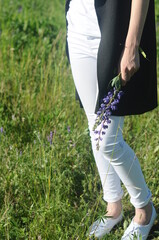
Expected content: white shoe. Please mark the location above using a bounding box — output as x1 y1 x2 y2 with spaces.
87 212 123 239
121 203 157 240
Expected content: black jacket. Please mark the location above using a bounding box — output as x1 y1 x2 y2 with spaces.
65 0 158 116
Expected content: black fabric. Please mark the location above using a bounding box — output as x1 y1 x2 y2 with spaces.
65 0 158 116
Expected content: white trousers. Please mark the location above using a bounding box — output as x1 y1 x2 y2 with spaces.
66 1 152 208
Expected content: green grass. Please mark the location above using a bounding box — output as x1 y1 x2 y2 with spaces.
0 0 159 239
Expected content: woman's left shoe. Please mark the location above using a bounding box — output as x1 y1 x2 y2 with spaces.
87 212 123 239
121 203 157 240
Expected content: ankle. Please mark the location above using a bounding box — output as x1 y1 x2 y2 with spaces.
134 201 152 225
106 200 122 219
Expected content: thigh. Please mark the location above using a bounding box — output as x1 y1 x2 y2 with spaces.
89 114 125 152
67 33 100 117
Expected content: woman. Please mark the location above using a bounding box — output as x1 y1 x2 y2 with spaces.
65 0 158 239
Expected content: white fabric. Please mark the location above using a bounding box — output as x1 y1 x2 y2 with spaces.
66 0 101 37
66 0 152 208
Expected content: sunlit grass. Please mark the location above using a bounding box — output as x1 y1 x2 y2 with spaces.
0 0 159 239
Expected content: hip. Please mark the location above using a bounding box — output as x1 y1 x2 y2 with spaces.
66 0 101 38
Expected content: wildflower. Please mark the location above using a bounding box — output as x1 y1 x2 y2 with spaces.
12 115 16 121
18 6 23 13
117 91 124 100
47 131 53 145
67 126 71 133
10 145 13 150
69 140 76 148
0 127 3 133
93 73 124 150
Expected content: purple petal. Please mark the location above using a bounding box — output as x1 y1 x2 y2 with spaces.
103 97 110 104
97 110 102 115
103 125 108 129
94 130 99 134
111 105 118 111
107 119 111 124
67 126 71 133
117 91 124 99
101 103 105 108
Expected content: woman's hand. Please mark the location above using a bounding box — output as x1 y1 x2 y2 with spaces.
119 46 140 86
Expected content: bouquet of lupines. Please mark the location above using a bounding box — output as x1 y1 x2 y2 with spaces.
92 73 124 151
92 47 146 151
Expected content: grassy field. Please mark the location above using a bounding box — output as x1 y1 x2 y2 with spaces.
0 0 159 239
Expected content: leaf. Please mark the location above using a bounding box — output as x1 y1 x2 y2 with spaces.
111 73 122 89
123 220 129 230
139 47 147 59
154 145 159 154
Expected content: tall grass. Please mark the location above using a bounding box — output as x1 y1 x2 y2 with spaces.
0 0 159 239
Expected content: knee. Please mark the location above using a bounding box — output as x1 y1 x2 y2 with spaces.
99 137 125 162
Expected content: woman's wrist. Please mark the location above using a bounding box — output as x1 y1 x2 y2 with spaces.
124 39 140 50
120 42 139 50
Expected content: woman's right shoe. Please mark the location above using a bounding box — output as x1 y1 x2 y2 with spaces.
87 212 123 239
121 202 157 240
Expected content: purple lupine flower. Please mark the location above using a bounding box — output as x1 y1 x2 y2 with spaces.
111 105 117 111
101 103 105 108
108 91 113 99
47 131 53 145
103 96 110 104
18 6 23 13
92 73 124 150
117 91 124 99
67 126 71 133
50 131 53 138
107 119 111 124
94 130 99 134
0 127 3 133
103 125 108 129
105 110 111 116
97 110 102 115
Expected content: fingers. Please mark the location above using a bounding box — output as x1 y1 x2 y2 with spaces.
121 66 140 86
118 47 140 86
121 69 130 86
